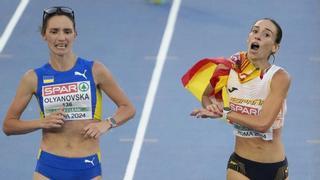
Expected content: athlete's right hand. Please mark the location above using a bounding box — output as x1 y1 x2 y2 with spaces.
190 108 222 118
190 101 223 118
40 108 66 129
205 103 223 115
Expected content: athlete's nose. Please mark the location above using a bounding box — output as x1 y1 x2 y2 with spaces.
57 31 66 41
254 35 261 41
254 32 262 41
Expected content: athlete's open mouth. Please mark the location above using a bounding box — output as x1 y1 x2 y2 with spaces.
250 42 260 50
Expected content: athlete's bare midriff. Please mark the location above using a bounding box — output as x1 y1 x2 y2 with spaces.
40 120 100 157
234 128 285 163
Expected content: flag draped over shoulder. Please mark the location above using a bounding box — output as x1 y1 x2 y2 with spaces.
230 51 263 83
181 58 233 102
181 52 263 104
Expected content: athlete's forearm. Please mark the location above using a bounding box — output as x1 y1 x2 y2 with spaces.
111 103 135 126
201 95 212 108
3 118 41 135
227 111 271 132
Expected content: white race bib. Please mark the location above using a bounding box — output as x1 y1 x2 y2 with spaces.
42 81 92 120
233 123 273 141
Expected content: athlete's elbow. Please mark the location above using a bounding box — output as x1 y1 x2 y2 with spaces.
256 119 272 133
2 123 13 136
2 118 21 136
256 125 269 133
3 130 13 136
128 105 136 120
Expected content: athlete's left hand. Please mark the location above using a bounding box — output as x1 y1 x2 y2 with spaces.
81 121 111 139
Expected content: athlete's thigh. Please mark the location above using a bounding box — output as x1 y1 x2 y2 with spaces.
33 172 49 180
227 169 249 180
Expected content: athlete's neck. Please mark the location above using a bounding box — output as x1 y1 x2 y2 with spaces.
49 53 77 71
247 54 271 71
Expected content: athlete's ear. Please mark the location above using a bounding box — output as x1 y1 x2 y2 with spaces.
272 43 280 54
42 34 47 41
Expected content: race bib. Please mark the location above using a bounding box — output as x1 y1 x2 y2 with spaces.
42 81 92 120
233 123 273 141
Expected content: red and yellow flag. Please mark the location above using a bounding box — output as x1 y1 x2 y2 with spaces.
181 58 232 102
182 52 263 104
233 52 262 83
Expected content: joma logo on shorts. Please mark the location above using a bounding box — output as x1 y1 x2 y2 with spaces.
43 83 78 96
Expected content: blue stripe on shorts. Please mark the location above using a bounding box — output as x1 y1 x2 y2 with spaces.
35 150 102 180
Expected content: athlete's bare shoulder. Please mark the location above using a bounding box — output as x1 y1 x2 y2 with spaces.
91 60 114 85
273 68 291 85
271 68 291 97
19 69 37 93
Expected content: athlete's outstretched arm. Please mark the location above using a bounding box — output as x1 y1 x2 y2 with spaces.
3 70 65 135
227 69 291 132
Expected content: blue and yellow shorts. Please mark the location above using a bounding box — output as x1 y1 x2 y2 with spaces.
35 150 102 180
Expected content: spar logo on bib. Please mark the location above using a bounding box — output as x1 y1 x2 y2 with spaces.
43 83 78 96
79 82 89 92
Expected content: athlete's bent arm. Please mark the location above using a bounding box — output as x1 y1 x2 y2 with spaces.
3 70 65 135
191 65 226 118
227 69 291 132
81 61 136 139
93 61 135 124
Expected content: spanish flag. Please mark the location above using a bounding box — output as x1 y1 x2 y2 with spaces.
181 52 263 105
181 58 232 102
232 51 262 83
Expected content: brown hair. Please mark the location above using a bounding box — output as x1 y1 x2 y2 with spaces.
41 7 76 36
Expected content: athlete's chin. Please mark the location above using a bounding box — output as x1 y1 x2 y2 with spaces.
247 52 262 61
52 49 72 56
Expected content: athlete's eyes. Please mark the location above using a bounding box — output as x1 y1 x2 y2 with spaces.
251 29 258 33
260 31 272 38
49 29 58 34
64 29 73 34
